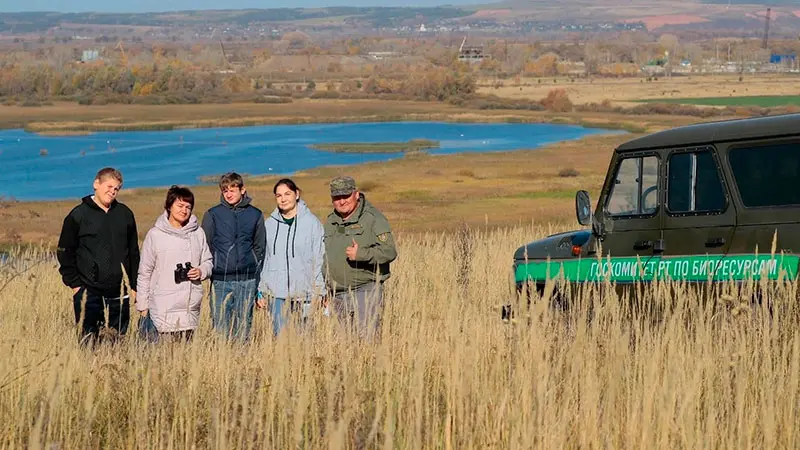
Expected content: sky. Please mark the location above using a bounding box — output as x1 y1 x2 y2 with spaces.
0 0 492 13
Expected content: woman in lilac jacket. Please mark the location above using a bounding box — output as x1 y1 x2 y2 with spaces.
136 186 213 342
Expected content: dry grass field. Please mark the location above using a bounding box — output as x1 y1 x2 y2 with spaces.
2 223 800 448
0 100 473 132
0 98 695 134
479 73 800 107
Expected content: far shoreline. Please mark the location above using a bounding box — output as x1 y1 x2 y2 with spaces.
0 99 666 136
18 114 647 136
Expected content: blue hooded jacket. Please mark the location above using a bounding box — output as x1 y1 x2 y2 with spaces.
201 193 267 281
258 199 326 300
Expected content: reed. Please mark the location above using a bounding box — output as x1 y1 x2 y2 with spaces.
310 139 439 154
2 224 799 448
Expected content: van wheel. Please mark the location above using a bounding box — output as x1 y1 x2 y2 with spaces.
501 282 577 322
501 281 548 322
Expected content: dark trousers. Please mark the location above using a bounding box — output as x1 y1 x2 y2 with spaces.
72 287 130 346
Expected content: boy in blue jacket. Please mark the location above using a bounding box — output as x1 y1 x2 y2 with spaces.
201 172 266 341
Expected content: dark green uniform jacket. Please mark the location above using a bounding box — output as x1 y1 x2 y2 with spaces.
324 194 397 292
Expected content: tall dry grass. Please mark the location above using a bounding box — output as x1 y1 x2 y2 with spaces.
1 223 800 449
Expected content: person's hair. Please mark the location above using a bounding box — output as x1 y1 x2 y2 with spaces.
273 178 301 196
219 172 244 190
95 167 123 184
165 185 195 213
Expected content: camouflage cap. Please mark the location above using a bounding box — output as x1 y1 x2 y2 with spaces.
330 176 356 196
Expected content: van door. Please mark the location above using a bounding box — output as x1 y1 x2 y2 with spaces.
724 139 800 282
593 152 663 282
660 146 736 281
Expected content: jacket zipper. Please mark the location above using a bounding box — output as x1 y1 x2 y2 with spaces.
285 220 291 297
185 235 192 314
233 209 239 275
100 208 112 284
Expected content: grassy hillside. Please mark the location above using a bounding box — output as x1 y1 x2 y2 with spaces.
2 227 800 448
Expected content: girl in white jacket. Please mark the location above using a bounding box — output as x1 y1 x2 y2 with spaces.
257 178 326 336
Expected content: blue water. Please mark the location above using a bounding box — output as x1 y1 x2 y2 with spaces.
0 121 618 201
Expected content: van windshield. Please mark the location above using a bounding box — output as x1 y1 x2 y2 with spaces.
729 142 800 208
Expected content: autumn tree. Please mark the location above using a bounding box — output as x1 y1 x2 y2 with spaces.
541 88 573 112
525 52 560 77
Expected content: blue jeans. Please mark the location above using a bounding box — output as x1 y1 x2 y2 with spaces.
211 279 257 341
269 297 313 336
138 313 160 343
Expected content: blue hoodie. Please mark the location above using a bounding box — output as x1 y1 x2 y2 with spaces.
258 200 326 300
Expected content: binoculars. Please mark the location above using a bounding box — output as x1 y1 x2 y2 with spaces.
174 262 193 284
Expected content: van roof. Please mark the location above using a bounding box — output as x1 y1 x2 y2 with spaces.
616 112 800 152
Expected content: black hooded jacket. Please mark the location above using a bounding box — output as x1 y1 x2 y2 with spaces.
57 195 140 296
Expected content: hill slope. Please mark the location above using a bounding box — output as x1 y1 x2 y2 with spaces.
474 0 799 31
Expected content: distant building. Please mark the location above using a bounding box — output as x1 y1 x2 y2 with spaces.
770 53 796 65
763 53 798 73
368 51 400 60
459 46 485 63
81 50 99 63
458 37 485 63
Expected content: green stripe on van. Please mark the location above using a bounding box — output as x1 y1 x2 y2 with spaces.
515 254 800 283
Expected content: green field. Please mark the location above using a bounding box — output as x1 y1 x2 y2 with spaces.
639 95 800 107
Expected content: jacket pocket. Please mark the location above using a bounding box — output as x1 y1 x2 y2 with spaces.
264 265 287 293
344 227 364 236
344 227 365 246
189 284 204 311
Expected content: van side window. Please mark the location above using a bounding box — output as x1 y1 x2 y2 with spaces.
606 156 659 216
668 150 725 213
730 142 800 207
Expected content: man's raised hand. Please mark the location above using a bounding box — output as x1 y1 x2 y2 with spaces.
346 238 358 261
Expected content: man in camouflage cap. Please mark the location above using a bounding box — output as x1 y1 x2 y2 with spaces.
329 176 357 197
324 175 397 339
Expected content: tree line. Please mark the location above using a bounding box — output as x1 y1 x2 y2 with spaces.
0 62 478 105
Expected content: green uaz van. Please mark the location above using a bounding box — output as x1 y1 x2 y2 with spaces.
507 113 800 318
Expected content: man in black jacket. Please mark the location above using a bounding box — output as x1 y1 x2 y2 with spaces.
57 167 140 346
